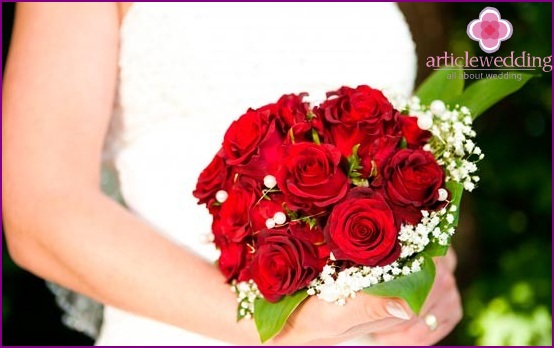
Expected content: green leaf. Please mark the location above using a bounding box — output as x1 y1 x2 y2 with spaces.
254 290 309 343
351 177 369 187
346 144 365 184
415 66 464 105
400 137 408 149
424 241 449 257
311 129 321 145
455 72 535 119
445 181 464 227
362 254 436 314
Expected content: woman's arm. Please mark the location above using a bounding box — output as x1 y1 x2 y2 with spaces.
2 2 263 343
2 3 416 344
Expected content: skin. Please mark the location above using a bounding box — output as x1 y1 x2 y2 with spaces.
2 2 461 345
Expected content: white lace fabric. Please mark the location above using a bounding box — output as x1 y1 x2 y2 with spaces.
52 2 418 346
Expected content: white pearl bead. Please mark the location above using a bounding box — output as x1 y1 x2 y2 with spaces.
417 113 433 130
273 211 287 225
438 188 448 201
265 218 276 229
263 175 277 189
215 190 228 203
430 100 446 116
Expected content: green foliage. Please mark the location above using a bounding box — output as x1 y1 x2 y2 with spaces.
466 285 552 345
415 66 465 104
455 73 536 118
445 181 464 228
254 290 309 343
362 254 436 315
346 144 369 187
415 66 535 119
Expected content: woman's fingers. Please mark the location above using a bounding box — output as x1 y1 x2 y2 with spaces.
370 252 462 345
371 284 462 345
278 249 461 344
279 292 414 343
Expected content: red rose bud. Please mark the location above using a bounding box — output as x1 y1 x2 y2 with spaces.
319 85 400 157
223 109 266 164
383 149 446 224
399 115 432 149
251 229 325 302
323 85 394 124
274 92 310 129
358 135 401 179
222 108 285 179
276 142 348 214
324 188 400 266
219 179 258 243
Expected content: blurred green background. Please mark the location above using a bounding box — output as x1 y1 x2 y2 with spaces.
2 2 552 346
440 2 552 345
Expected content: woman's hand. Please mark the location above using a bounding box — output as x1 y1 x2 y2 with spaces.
267 248 461 345
371 248 462 345
271 294 411 345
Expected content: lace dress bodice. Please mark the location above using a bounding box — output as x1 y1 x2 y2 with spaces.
95 2 417 345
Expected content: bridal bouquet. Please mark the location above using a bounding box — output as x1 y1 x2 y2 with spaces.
193 69 531 342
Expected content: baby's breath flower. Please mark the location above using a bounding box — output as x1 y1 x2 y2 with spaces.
232 280 261 319
307 257 425 305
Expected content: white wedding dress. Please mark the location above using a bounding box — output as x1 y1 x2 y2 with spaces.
94 2 417 345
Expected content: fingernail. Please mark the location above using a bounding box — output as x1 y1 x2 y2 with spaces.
385 301 411 320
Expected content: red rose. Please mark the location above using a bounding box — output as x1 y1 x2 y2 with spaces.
319 85 399 157
276 142 348 213
222 108 285 178
245 122 285 179
214 213 253 282
219 179 259 242
383 149 446 224
399 115 432 149
284 120 326 145
274 93 310 128
323 85 394 124
223 109 268 164
358 135 401 179
251 229 325 302
324 188 400 266
193 151 229 206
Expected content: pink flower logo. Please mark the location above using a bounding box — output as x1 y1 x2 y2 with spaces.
467 7 513 54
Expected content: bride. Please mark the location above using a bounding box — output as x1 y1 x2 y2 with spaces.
3 2 461 345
